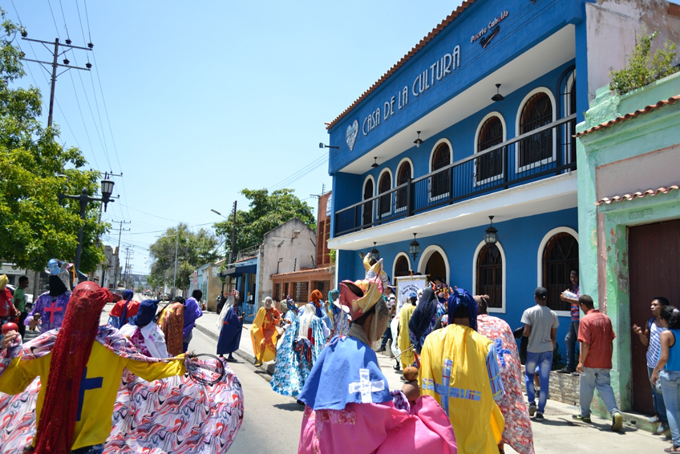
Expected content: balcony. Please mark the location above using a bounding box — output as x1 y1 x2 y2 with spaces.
334 114 577 237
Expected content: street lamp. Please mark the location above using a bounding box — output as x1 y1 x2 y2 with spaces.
371 242 380 261
409 233 420 261
58 175 115 278
484 216 498 246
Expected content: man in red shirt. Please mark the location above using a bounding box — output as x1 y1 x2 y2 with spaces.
572 294 623 431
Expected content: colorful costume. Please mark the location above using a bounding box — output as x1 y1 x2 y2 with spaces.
477 313 534 454
419 289 505 454
107 290 139 329
0 275 19 322
183 297 203 352
216 294 242 357
329 289 351 338
25 279 71 333
271 304 327 397
298 277 457 454
398 303 416 368
119 299 168 359
158 302 185 356
251 303 281 363
409 288 439 354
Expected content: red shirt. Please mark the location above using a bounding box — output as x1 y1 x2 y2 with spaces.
578 309 615 369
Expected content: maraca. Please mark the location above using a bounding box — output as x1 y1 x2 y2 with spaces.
2 322 18 335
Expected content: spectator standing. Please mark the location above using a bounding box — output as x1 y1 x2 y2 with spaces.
558 270 580 374
377 294 396 353
652 305 680 453
633 296 671 434
12 276 29 339
572 295 623 432
521 286 559 420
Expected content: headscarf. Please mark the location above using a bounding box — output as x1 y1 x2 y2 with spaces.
447 287 478 331
286 295 297 312
48 274 68 297
120 289 134 326
47 259 72 292
216 293 235 330
35 281 112 454
408 287 438 341
310 290 324 317
129 299 159 328
328 289 341 317
183 297 202 338
263 296 274 309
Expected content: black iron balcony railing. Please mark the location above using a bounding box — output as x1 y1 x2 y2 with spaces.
335 114 577 237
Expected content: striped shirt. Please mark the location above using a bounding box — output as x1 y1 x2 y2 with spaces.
647 320 666 368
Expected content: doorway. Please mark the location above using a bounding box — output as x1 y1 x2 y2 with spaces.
425 251 447 284
629 219 680 415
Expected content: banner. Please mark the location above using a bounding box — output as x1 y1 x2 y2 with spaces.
395 276 428 314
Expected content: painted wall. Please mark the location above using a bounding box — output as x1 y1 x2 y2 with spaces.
339 208 579 354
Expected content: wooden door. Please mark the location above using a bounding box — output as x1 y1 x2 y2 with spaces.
363 179 373 227
629 219 680 415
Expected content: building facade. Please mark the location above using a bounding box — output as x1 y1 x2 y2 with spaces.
325 0 679 357
576 72 680 417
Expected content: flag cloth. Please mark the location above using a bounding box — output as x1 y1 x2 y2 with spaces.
0 326 244 453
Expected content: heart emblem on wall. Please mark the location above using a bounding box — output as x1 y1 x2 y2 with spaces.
346 120 359 151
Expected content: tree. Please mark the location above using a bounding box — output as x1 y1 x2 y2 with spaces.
148 224 219 291
213 188 316 262
610 30 678 95
0 11 107 272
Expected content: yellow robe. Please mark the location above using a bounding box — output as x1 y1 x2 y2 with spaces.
0 342 185 451
420 324 505 454
398 304 416 369
250 307 280 362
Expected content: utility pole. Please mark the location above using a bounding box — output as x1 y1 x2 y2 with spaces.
111 220 131 288
172 234 178 297
229 201 237 264
20 34 93 127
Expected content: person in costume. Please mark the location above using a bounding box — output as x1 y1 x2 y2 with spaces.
157 298 185 357
25 260 72 333
328 289 350 338
0 275 19 325
251 296 281 366
107 290 140 329
119 299 169 358
309 289 332 331
397 291 418 369
476 295 534 454
271 298 328 397
0 281 186 453
419 288 505 454
297 277 457 454
216 290 243 362
183 290 204 352
409 287 439 354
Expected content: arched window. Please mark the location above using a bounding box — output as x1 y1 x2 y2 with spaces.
362 177 374 228
519 91 553 169
542 231 579 312
395 160 412 211
394 254 410 277
378 170 392 217
562 70 577 166
476 244 503 309
477 115 504 182
430 141 451 199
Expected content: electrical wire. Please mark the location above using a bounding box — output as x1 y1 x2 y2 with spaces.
46 0 61 40
57 0 70 40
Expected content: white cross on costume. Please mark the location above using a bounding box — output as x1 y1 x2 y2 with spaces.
348 368 385 403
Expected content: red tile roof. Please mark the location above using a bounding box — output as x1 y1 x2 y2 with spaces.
575 95 680 138
595 185 679 206
326 0 476 130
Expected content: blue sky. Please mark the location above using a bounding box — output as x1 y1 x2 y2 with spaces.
11 0 463 272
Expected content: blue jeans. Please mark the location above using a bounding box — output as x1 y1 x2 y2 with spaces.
579 367 619 417
649 366 669 423
660 370 680 446
565 321 579 370
525 350 553 413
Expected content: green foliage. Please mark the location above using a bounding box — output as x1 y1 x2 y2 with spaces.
0 11 107 272
214 188 316 262
609 30 678 95
329 249 336 265
148 224 219 290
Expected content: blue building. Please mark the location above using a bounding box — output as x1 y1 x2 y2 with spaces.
325 0 678 353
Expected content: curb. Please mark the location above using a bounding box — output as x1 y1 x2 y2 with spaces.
193 324 276 376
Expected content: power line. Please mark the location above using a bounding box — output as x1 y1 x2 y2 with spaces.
57 0 71 40
46 0 61 40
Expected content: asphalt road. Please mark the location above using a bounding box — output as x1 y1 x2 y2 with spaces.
188 325 304 453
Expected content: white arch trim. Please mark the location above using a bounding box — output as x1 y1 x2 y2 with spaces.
396 157 415 180
377 167 393 192
428 138 453 172
514 86 557 174
362 174 376 199
377 168 394 216
472 240 506 313
417 244 450 285
474 111 507 187
537 226 579 317
392 252 412 281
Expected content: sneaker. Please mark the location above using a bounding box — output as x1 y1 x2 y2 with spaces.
535 412 544 420
572 414 592 423
612 412 624 432
376 347 386 353
657 422 670 434
528 403 537 417
557 367 576 374
649 415 661 424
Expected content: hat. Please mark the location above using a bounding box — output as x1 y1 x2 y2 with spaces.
408 291 417 299
534 287 548 299
339 278 383 320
